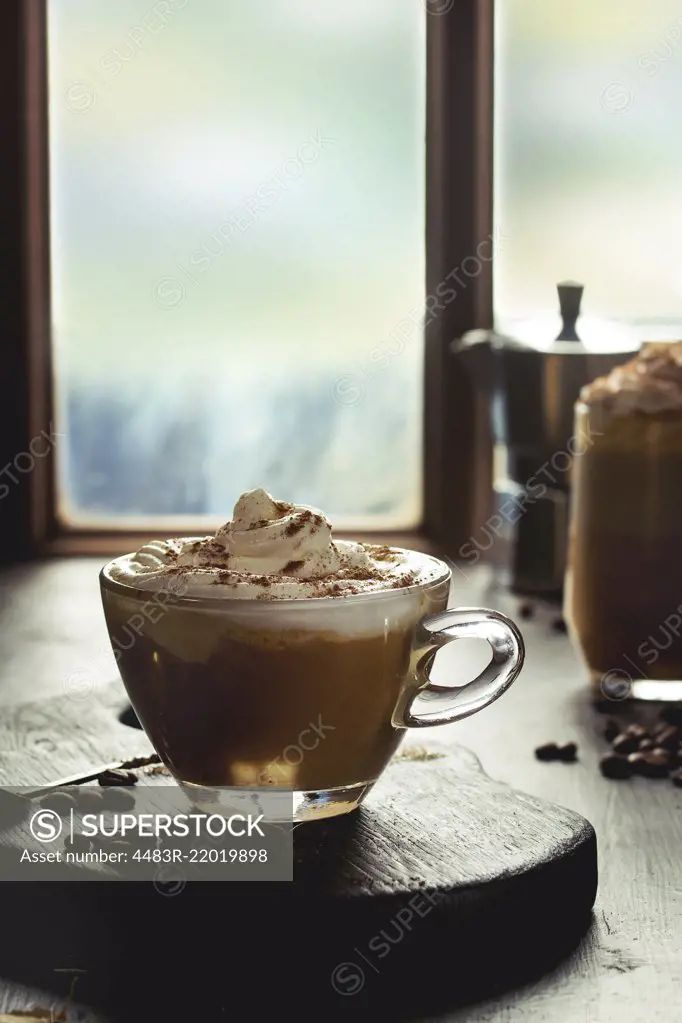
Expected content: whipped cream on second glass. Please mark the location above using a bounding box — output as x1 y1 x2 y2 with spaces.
580 342 682 417
105 488 445 600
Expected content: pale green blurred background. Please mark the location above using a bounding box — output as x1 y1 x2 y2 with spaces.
48 0 425 528
496 0 682 346
49 0 681 529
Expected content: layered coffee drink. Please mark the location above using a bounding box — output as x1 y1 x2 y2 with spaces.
566 343 682 700
101 489 450 814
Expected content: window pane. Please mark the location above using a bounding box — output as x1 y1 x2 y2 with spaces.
48 0 425 529
495 0 682 344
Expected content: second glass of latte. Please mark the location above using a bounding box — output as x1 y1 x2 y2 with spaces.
566 342 682 702
101 488 524 820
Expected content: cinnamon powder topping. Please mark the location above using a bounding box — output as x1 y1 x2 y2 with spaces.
285 509 316 536
283 560 304 574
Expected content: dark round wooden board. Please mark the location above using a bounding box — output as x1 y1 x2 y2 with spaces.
0 733 597 1022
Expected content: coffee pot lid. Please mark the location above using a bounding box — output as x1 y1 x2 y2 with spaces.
466 281 639 355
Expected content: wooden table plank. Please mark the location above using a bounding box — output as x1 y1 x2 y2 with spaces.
0 679 152 788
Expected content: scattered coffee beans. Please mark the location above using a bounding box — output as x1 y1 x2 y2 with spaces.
552 617 568 634
625 724 648 740
519 602 534 621
627 750 670 778
633 751 670 779
98 769 137 787
647 748 672 769
653 725 679 750
533 706 682 785
600 754 633 780
534 742 560 762
612 733 639 755
556 742 578 763
534 741 578 763
598 706 682 785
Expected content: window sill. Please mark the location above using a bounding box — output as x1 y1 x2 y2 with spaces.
39 530 444 560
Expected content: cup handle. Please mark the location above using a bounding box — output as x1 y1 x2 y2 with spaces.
396 607 525 728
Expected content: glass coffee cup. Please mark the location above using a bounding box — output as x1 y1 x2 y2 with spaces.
101 553 524 821
566 342 682 701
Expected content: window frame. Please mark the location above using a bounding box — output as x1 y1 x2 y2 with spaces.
5 0 494 562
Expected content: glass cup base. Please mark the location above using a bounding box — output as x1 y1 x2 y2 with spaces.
593 670 682 703
177 779 375 822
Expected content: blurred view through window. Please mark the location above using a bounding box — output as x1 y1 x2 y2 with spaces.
48 0 425 529
496 0 682 346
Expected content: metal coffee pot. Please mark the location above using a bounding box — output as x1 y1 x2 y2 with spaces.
454 282 638 602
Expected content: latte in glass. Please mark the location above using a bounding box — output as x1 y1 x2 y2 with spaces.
101 489 524 819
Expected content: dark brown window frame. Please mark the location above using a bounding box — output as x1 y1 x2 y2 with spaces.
3 0 493 564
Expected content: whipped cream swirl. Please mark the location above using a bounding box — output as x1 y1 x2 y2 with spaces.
214 488 340 579
104 488 445 600
580 341 682 417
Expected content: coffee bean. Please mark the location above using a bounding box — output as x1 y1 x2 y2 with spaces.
101 787 136 810
628 745 672 777
638 749 671 778
654 725 679 750
671 768 682 788
76 787 104 811
109 839 131 851
600 754 633 780
519 602 534 620
638 738 655 752
639 762 670 780
552 617 567 634
603 719 620 742
627 752 648 774
98 769 137 787
534 743 560 762
556 742 578 763
38 791 76 814
612 733 639 755
625 724 649 740
593 698 613 715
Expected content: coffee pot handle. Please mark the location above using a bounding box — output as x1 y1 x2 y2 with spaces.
395 608 524 728
556 280 584 342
